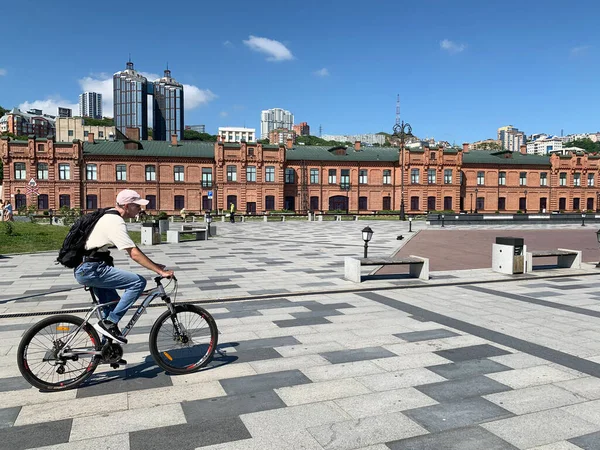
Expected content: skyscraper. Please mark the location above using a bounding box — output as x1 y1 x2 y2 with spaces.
79 92 102 119
260 108 294 139
153 69 184 141
113 61 148 140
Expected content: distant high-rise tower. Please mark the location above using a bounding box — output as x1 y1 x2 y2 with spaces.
260 108 294 139
79 92 103 119
153 69 184 141
113 61 148 140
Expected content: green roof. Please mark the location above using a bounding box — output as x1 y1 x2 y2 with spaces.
286 145 399 162
462 150 550 166
84 140 215 158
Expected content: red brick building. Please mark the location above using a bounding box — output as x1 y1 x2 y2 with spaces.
2 133 600 214
293 122 310 137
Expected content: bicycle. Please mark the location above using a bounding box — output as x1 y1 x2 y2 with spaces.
17 276 218 391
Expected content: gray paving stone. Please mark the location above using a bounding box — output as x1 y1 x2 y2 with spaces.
274 317 332 328
434 345 511 362
387 425 519 450
426 358 512 380
129 417 251 450
183 390 286 422
569 430 600 449
320 347 397 364
291 310 344 319
0 406 20 429
416 376 512 402
77 361 173 398
394 329 460 342
220 336 301 351
0 376 35 392
223 347 283 364
219 369 312 395
0 419 72 449
404 397 514 432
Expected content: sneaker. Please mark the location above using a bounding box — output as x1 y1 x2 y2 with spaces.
93 319 128 344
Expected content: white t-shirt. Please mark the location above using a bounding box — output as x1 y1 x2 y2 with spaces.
85 210 136 252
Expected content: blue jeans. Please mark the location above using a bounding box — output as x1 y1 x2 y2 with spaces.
74 262 147 324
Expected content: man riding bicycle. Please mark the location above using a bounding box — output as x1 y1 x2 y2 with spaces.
74 189 174 344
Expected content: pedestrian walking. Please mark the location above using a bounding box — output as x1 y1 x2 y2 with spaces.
229 202 235 223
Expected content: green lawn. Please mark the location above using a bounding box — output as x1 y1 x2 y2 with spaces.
0 222 141 255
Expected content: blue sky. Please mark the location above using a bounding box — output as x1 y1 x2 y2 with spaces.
1 0 599 143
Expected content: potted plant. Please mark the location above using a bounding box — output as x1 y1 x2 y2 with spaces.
157 211 169 233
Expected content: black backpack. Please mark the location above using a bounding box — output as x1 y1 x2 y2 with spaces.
56 208 120 268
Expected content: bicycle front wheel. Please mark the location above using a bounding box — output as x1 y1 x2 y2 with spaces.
17 315 101 391
149 304 218 374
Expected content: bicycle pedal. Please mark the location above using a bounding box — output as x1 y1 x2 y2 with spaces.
110 363 120 369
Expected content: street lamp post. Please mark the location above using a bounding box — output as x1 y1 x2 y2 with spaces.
408 216 413 232
340 183 351 215
582 213 586 227
362 226 374 258
392 120 413 221
596 229 600 268
597 191 600 213
470 193 473 214
524 189 528 214
474 188 479 213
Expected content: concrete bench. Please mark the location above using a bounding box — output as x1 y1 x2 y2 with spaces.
166 229 207 243
525 248 581 273
344 256 429 283
181 224 217 235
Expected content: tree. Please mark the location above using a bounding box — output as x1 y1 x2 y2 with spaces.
257 138 270 144
82 117 115 126
473 141 502 151
564 138 600 153
183 130 217 141
295 135 348 146
0 105 8 117
0 132 29 140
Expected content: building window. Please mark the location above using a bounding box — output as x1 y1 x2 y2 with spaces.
559 197 566 210
98 131 104 138
477 171 485 185
359 196 368 210
174 195 185 210
427 169 436 184
201 168 212 187
227 165 237 182
146 195 156 210
68 130 74 137
540 172 547 186
383 170 391 185
411 169 419 184
383 196 391 210
15 194 26 209
59 164 71 180
559 172 567 186
359 169 368 184
37 144 44 152
248 148 254 156
430 151 436 161
285 168 295 184
310 196 319 211
145 165 156 181
265 166 275 182
476 197 485 211
519 172 527 186
427 196 436 211
498 197 506 211
265 195 275 211
328 169 336 184
588 173 595 187
38 194 49 210
37 163 48 180
340 169 350 187
115 164 127 181
59 194 71 208
247 166 256 182
14 162 26 180
174 166 185 182
310 168 319 184
574 173 581 187
84 131 89 137
443 169 452 184
410 196 419 210
499 171 506 186
86 195 98 210
443 196 452 210
573 198 581 211
86 164 97 181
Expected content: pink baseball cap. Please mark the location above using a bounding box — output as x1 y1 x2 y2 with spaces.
116 189 149 206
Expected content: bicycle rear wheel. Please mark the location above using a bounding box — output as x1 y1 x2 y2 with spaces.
17 315 101 391
149 304 218 374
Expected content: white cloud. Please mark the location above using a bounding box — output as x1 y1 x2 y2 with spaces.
570 45 590 56
19 71 217 120
243 35 294 62
313 68 329 77
440 39 466 54
19 97 79 117
223 40 234 48
0 68 6 76
219 111 228 117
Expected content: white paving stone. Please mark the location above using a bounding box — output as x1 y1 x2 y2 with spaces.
334 387 437 419
486 364 580 389
169 362 257 386
483 384 587 415
127 381 226 409
355 367 446 391
36 433 130 450
276 378 371 406
562 399 600 425
556 376 600 400
301 360 384 382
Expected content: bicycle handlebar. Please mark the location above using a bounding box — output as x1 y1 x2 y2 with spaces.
154 275 177 284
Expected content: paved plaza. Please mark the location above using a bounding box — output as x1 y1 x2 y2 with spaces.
2 220 600 449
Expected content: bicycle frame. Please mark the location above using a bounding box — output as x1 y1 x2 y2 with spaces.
57 278 175 360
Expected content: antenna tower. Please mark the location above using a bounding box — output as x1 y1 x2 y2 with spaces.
299 160 309 213
395 94 400 125
319 125 322 137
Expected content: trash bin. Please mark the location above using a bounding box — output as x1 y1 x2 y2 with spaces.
492 237 526 274
141 222 161 245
